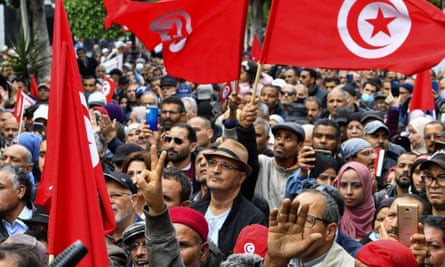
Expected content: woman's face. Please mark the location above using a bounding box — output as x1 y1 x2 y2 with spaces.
408 124 422 149
239 67 249 83
339 169 365 208
411 165 425 193
346 121 363 139
316 168 337 185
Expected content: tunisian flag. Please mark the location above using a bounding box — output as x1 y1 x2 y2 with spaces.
261 0 445 75
102 76 117 103
103 0 248 83
410 69 435 112
35 0 115 265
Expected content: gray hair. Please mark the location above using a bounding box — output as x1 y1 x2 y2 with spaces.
220 253 263 267
256 101 269 117
0 164 32 205
182 97 197 114
303 189 341 224
254 118 271 137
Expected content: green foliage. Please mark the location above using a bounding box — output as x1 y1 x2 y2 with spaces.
64 0 126 39
429 0 442 8
7 31 49 79
0 0 19 9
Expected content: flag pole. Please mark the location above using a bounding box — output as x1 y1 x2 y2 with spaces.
250 63 263 104
17 93 25 136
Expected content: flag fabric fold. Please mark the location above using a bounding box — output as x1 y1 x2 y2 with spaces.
261 0 445 75
30 75 39 101
13 89 36 124
410 69 435 112
250 35 261 62
103 0 248 83
35 0 115 265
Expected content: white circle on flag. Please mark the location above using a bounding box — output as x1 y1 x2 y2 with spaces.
102 80 111 97
337 0 411 59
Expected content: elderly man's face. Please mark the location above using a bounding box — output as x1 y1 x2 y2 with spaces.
1 145 31 172
294 192 335 263
106 180 135 229
0 169 26 222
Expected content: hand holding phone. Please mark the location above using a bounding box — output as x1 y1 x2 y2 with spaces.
398 203 418 247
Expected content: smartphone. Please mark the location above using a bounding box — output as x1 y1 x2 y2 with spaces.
398 203 418 247
314 149 332 170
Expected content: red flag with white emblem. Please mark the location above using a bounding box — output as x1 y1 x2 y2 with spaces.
261 0 445 75
102 76 117 103
35 0 115 265
103 0 248 83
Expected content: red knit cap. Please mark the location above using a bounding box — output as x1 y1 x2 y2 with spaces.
356 240 417 267
169 207 208 242
233 224 268 258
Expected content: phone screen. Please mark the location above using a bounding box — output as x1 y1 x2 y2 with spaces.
314 149 333 170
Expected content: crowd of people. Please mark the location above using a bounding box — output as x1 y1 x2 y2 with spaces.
0 39 444 266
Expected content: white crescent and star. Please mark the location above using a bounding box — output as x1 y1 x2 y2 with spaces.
337 0 411 59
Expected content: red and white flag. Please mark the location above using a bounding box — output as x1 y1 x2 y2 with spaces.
13 89 36 123
102 76 117 103
35 0 115 265
261 0 445 75
220 80 237 104
103 0 248 83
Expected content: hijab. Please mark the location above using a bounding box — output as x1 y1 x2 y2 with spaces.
333 162 375 240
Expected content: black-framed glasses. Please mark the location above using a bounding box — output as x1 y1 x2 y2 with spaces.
128 241 147 251
280 90 296 96
422 174 445 186
164 136 184 145
207 158 240 171
305 214 330 228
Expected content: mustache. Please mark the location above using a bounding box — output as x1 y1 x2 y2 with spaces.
387 227 398 236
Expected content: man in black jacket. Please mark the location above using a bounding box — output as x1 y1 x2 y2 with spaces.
190 137 267 258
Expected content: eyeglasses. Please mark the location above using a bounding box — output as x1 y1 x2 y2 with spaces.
304 214 330 228
207 158 240 171
164 136 184 145
128 241 147 251
422 174 445 186
424 134 442 140
280 90 296 96
109 192 132 199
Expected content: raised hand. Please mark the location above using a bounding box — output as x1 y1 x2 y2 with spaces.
264 198 322 267
134 145 167 215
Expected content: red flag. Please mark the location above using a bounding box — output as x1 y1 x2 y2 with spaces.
220 80 236 104
104 0 248 83
410 69 435 111
30 75 39 101
102 76 117 103
261 0 445 75
251 35 261 61
35 0 115 265
13 89 36 123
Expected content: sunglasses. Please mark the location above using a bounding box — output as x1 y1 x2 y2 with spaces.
164 136 184 145
280 90 296 96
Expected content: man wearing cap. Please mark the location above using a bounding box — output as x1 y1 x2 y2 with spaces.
37 84 49 104
135 146 210 267
160 75 178 100
191 138 267 257
364 120 406 186
112 144 144 172
105 171 140 245
420 152 445 217
122 221 148 267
